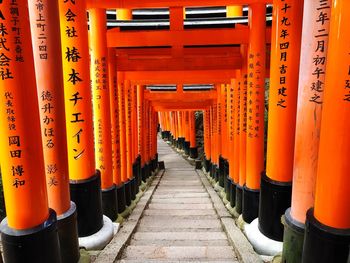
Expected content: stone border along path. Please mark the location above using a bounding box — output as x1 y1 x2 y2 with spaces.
94 138 263 263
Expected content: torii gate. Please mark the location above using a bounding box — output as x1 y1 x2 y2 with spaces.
0 1 349 263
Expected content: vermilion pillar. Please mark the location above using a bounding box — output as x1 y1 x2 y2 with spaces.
109 49 125 213
227 82 235 207
203 110 211 172
117 76 128 211
29 0 79 261
302 1 350 261
189 111 198 159
137 85 146 182
239 46 248 217
59 0 103 237
184 111 191 156
0 1 60 261
122 79 132 206
233 77 242 214
89 8 118 221
221 85 230 191
282 1 331 262
132 84 140 195
217 85 224 186
243 3 266 223
124 80 135 204
260 0 303 241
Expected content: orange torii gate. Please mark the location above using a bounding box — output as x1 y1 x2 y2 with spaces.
0 1 349 263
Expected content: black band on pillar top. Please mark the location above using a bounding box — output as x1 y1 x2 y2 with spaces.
124 180 132 206
302 208 350 263
258 172 292 242
230 180 236 208
57 202 80 263
235 184 243 214
282 208 305 263
130 177 137 201
242 185 260 223
70 171 103 237
1 209 61 263
116 184 126 213
102 184 118 221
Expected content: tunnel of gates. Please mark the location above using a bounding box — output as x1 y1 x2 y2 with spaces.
0 0 349 263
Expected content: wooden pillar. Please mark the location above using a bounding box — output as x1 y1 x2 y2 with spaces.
89 8 117 221
243 3 266 223
282 1 331 262
123 79 132 205
0 1 61 261
302 1 350 261
203 110 211 172
260 0 304 241
189 111 198 159
59 0 103 237
28 0 79 260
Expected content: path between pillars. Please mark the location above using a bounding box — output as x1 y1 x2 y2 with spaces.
117 138 238 263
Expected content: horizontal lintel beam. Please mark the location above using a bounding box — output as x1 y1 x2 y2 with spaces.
87 0 272 9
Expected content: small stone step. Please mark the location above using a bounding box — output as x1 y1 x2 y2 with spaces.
138 218 222 229
152 192 209 198
130 239 229 246
144 209 216 216
118 260 238 263
121 246 237 260
132 231 228 241
151 198 212 204
148 203 213 210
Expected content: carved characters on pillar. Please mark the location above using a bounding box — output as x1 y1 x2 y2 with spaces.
276 0 292 109
310 0 331 104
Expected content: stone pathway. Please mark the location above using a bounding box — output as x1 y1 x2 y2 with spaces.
117 139 238 262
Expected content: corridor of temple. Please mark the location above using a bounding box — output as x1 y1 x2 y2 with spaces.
0 1 349 263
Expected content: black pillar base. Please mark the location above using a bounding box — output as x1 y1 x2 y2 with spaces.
190 147 198 159
141 165 146 182
137 155 142 187
258 172 292 241
184 141 190 155
204 158 211 173
145 162 151 179
178 137 185 150
242 185 260 223
70 171 103 237
235 184 243 214
116 184 126 213
130 177 136 201
302 208 350 263
215 166 220 182
230 180 236 208
124 180 132 206
282 208 305 263
218 156 224 187
161 131 166 139
158 161 165 170
102 184 118 221
225 175 230 201
132 162 139 195
1 209 61 263
210 164 216 179
57 202 80 263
